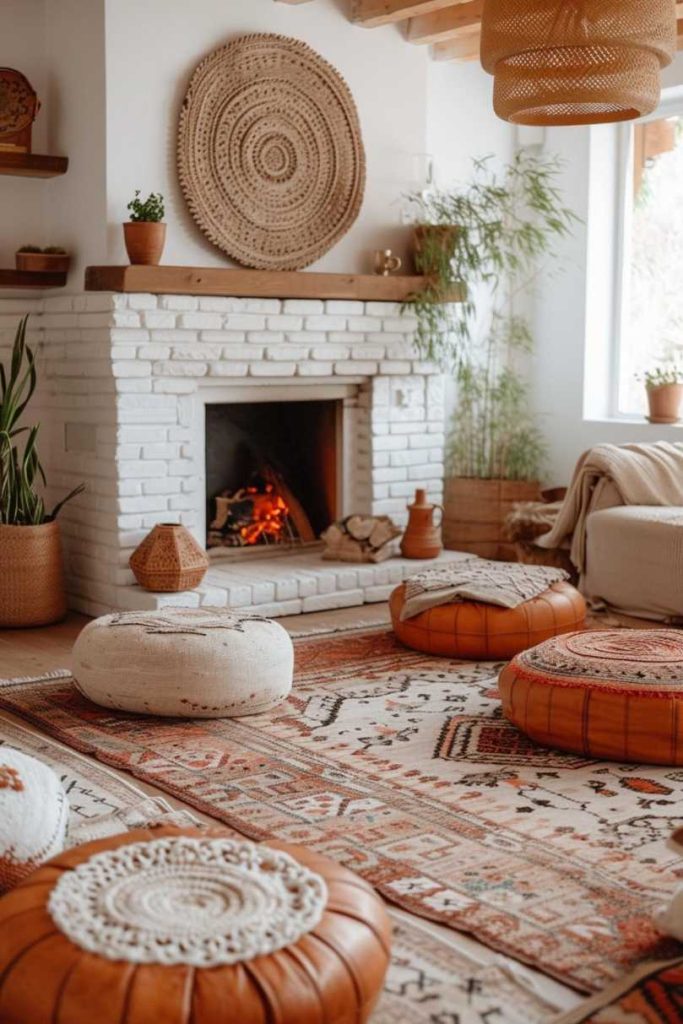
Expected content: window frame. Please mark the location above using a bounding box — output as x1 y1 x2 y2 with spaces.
610 86 683 419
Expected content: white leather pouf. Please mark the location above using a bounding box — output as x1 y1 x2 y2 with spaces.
72 608 294 718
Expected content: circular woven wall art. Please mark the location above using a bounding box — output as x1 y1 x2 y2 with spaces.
177 34 366 270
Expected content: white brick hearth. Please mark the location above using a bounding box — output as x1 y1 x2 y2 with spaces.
0 292 446 616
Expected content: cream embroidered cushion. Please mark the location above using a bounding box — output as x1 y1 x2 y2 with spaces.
0 748 69 892
72 608 294 718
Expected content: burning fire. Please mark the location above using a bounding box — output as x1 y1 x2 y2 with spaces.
239 484 290 545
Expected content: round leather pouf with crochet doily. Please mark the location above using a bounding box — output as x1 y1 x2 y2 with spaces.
0 826 391 1024
499 629 683 764
390 580 586 660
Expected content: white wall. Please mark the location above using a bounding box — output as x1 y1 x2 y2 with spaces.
102 0 429 274
427 59 516 439
427 59 515 187
531 54 683 485
44 0 108 283
0 0 107 287
0 0 49 267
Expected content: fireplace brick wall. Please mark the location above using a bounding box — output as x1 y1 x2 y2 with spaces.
0 293 445 615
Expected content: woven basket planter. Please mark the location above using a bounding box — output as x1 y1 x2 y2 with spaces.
0 521 67 627
442 477 541 561
481 0 676 125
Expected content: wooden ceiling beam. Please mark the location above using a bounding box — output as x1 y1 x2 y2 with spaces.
408 0 482 44
431 34 480 61
351 0 464 28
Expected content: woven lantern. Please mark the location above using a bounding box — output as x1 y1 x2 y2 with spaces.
480 0 677 126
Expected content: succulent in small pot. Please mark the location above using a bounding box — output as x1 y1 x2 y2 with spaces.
123 190 166 265
642 366 683 424
15 245 71 274
0 316 84 626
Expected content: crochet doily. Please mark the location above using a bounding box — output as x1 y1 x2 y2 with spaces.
47 836 327 966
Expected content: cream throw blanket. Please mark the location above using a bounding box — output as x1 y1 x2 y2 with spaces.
400 561 568 621
537 442 683 572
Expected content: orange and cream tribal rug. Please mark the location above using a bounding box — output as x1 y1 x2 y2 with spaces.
0 717 563 1024
1 627 681 993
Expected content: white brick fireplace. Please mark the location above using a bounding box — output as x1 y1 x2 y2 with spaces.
0 292 449 617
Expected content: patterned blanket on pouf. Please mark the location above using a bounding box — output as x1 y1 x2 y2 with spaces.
400 559 568 620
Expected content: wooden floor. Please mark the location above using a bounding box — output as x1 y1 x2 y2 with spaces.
0 605 391 679
0 613 88 677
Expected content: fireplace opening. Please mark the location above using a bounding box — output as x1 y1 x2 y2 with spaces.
205 400 340 552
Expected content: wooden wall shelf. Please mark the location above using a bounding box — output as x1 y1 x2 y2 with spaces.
0 269 67 289
0 152 69 178
85 265 464 302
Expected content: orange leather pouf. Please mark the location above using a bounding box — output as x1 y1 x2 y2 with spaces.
390 580 586 660
499 630 683 765
0 827 391 1024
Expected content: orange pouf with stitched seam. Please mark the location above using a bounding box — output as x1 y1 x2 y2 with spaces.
499 629 683 765
390 580 586 660
0 826 391 1024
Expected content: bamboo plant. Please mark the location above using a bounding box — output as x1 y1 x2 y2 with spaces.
0 316 83 524
406 153 576 481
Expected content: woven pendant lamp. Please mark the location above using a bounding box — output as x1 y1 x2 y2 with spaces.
480 0 677 126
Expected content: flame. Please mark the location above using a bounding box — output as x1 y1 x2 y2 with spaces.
239 484 290 545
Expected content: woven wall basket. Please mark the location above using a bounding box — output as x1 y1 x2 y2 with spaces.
177 34 366 271
480 0 676 126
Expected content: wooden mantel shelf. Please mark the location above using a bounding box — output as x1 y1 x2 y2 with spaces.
0 269 67 289
85 265 462 302
0 152 69 178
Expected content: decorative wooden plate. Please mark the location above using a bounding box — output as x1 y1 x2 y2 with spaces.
177 34 366 271
0 69 39 142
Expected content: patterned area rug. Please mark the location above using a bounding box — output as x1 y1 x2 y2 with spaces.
0 717 560 1024
1 631 681 993
553 957 683 1023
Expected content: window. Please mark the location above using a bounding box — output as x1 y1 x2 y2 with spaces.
615 95 683 416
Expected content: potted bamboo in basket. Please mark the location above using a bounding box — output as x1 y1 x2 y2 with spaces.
405 154 576 559
0 316 84 626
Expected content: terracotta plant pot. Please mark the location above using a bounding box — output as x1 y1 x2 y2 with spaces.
646 383 683 424
15 251 71 274
442 477 542 561
130 523 209 592
0 520 67 627
123 221 166 266
401 488 443 559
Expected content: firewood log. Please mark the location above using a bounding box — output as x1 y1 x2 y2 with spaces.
346 515 375 541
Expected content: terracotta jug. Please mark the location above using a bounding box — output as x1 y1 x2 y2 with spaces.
400 488 443 559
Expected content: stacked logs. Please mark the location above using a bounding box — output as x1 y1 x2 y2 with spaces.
321 515 401 563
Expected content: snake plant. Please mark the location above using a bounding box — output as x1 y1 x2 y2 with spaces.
0 316 83 525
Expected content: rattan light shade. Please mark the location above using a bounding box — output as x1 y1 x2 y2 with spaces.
480 0 677 126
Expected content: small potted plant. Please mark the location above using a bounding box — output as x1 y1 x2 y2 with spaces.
15 246 71 274
643 366 683 424
0 316 84 626
124 190 166 265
